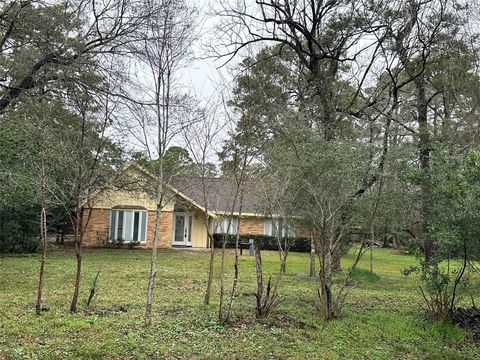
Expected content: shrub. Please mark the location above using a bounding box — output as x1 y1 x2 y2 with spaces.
213 233 310 252
0 207 39 253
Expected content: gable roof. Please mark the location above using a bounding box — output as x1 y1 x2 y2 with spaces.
84 161 264 217
124 162 263 215
170 176 261 216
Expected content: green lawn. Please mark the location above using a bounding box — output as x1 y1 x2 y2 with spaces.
0 247 478 359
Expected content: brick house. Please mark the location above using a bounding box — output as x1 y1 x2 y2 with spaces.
82 162 308 249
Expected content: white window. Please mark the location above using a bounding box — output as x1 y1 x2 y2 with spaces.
109 209 147 243
213 216 239 235
264 219 296 237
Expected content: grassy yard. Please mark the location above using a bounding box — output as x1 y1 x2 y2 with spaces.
0 247 478 359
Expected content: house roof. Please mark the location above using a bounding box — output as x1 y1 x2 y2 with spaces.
170 176 261 216
84 161 265 217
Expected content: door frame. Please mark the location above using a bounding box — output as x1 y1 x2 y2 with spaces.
172 212 192 246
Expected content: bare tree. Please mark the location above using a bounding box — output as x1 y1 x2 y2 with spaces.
258 173 301 274
68 90 116 313
182 100 225 306
134 0 198 326
0 0 156 115
183 93 258 322
213 0 390 139
33 103 49 316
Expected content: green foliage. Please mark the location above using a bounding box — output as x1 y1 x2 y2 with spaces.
402 259 454 319
432 149 480 260
0 206 39 253
132 146 217 177
0 96 124 252
403 148 480 318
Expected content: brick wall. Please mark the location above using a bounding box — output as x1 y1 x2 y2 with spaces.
83 207 312 247
82 208 110 246
296 224 311 238
145 210 173 248
82 208 174 248
239 217 264 235
239 217 312 238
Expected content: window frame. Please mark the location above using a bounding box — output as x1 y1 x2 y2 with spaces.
264 218 296 238
213 216 239 235
109 209 148 243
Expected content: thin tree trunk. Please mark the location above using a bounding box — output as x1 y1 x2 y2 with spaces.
204 233 215 305
145 196 163 326
309 236 315 277
225 194 244 322
69 104 87 313
218 234 227 322
332 246 341 272
280 257 286 274
70 214 82 312
416 78 434 262
70 235 82 312
69 206 85 313
318 249 334 319
35 206 47 315
278 237 284 274
369 227 374 274
254 241 263 317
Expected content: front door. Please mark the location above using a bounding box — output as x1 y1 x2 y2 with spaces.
172 213 191 246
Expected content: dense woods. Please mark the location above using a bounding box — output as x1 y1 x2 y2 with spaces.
1 0 480 353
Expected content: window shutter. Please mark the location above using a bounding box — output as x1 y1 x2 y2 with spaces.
124 212 133 241
264 219 272 236
233 217 239 234
109 211 117 241
140 212 147 242
117 211 124 241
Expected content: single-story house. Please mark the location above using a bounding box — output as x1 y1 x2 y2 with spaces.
82 162 309 248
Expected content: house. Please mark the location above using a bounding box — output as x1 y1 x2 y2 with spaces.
82 162 309 248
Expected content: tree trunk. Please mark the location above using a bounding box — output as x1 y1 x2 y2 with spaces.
70 240 82 312
310 59 337 141
218 235 227 322
145 200 162 326
204 233 215 305
318 250 334 319
309 237 316 278
225 204 243 322
332 246 341 272
277 236 289 274
254 241 263 317
70 210 83 313
416 78 434 262
369 227 374 274
224 224 242 322
35 206 47 315
280 258 286 274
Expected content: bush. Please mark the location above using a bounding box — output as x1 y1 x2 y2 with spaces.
213 233 310 252
0 207 39 253
107 238 141 249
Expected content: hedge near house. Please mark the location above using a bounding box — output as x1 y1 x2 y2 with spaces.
213 233 310 253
